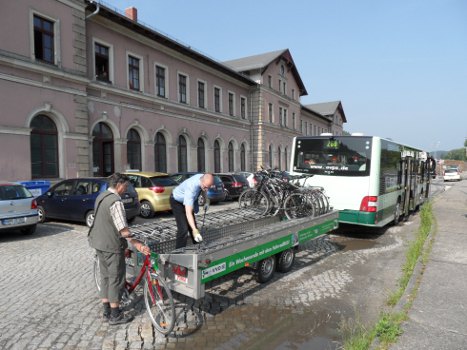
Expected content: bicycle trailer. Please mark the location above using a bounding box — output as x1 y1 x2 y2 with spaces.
127 207 339 300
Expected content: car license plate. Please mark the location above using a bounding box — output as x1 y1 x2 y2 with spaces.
122 198 133 204
2 217 26 225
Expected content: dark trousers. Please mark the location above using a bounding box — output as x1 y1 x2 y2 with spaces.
170 196 197 249
96 249 125 304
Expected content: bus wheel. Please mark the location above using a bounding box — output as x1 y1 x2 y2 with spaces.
257 256 276 283
276 249 295 273
393 202 401 225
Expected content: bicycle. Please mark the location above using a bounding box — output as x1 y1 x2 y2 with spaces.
93 236 175 335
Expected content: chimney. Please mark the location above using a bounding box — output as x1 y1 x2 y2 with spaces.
125 7 138 21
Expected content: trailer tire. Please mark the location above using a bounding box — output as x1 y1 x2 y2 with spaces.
276 249 295 273
256 256 276 283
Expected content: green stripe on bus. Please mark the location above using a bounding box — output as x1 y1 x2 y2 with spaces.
339 210 376 225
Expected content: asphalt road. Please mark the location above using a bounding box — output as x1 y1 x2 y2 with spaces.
0 179 450 349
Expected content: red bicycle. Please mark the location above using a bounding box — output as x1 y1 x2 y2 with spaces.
93 241 175 335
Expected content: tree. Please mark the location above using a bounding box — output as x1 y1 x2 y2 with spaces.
445 148 466 161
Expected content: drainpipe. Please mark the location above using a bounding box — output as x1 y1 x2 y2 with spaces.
85 0 100 20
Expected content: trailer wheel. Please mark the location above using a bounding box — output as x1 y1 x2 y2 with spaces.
256 256 276 283
276 249 295 273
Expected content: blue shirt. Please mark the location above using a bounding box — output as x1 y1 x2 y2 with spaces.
172 174 203 213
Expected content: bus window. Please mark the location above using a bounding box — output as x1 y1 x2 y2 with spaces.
293 137 371 176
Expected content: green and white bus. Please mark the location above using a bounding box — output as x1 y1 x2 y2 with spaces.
290 135 436 227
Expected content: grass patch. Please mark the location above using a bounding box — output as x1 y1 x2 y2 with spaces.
342 202 435 350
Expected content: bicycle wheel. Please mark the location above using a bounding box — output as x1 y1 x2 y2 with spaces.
283 193 315 219
93 255 101 292
144 274 175 335
238 189 269 215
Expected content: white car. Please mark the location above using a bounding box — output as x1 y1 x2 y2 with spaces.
443 168 461 182
0 182 39 234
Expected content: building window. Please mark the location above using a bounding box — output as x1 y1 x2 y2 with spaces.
198 81 205 108
284 109 288 127
283 81 286 95
178 135 188 172
95 43 110 82
278 146 282 171
228 92 234 116
269 144 273 169
301 120 304 134
240 144 246 171
214 140 221 173
305 122 308 135
292 89 295 100
33 15 55 64
128 55 140 91
279 107 283 126
228 141 234 172
268 75 272 88
280 64 285 76
92 122 114 177
214 87 221 113
154 132 167 172
178 74 187 104
30 115 58 178
268 103 273 123
240 97 246 119
292 112 296 130
284 147 288 171
197 138 205 172
156 65 166 97
127 129 141 171
278 79 282 93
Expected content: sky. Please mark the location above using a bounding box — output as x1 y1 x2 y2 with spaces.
104 0 467 152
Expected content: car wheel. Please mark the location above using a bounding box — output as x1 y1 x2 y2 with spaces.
37 206 46 223
140 200 155 218
21 224 36 235
86 210 95 228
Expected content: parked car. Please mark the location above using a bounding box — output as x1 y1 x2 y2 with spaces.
36 178 140 227
443 168 461 182
236 171 259 188
123 172 177 218
170 172 225 205
215 173 249 200
0 182 38 235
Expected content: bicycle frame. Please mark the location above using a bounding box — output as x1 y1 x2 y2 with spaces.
125 252 161 305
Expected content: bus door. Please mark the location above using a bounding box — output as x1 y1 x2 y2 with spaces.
400 156 413 217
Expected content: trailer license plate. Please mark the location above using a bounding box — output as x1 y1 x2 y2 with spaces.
175 275 188 284
2 217 26 225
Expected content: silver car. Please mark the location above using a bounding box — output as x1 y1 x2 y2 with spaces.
0 182 39 235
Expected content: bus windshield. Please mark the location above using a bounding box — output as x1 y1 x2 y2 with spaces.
293 136 372 176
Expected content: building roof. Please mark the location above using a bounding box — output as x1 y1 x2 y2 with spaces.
223 49 308 96
305 101 347 123
85 1 256 87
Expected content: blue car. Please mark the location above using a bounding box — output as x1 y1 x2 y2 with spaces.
169 172 225 205
36 177 140 227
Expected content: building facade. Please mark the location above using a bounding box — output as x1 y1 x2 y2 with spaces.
0 0 346 181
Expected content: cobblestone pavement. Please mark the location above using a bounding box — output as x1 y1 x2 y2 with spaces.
0 202 422 350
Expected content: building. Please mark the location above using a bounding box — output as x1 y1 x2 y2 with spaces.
0 0 346 181
305 101 347 136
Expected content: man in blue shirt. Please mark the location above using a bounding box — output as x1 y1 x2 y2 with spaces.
170 173 214 248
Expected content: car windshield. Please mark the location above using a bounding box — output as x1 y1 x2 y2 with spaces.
150 176 178 187
232 174 247 182
0 185 32 200
445 169 458 173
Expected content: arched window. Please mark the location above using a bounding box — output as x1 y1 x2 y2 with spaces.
127 128 141 171
92 122 114 177
228 141 234 172
277 146 281 170
214 140 221 173
154 132 167 172
240 143 246 171
197 138 205 172
30 114 58 178
268 144 273 169
178 135 188 172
